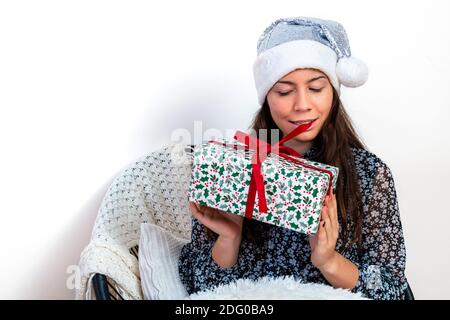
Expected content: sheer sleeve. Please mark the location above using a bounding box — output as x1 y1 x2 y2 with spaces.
178 217 245 295
351 162 408 300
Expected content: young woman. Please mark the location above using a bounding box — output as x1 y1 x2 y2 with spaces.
178 17 408 300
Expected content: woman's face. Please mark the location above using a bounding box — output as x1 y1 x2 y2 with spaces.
266 68 334 153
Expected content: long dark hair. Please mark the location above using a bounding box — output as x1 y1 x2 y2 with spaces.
247 86 367 253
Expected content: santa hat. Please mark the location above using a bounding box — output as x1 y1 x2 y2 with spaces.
253 17 368 106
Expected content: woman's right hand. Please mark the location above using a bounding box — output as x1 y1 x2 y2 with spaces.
189 201 244 241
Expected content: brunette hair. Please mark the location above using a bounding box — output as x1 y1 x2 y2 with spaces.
204 86 367 254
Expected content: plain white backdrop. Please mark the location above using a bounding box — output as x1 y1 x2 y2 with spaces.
0 0 449 299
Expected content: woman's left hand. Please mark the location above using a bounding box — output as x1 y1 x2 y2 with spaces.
309 191 339 271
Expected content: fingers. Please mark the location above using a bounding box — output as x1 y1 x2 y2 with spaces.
329 191 338 223
226 211 245 225
190 201 226 235
326 192 338 236
322 206 333 239
189 201 201 218
189 201 209 224
319 206 330 244
308 232 318 251
320 193 340 247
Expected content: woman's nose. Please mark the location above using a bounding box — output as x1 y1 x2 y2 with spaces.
293 90 311 111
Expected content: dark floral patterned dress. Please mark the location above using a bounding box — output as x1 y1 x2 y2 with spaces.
178 146 408 300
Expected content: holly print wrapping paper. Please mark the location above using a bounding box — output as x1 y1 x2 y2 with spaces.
188 139 339 234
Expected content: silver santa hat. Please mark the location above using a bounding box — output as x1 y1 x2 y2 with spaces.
253 16 369 106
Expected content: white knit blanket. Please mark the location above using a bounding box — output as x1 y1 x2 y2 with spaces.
76 143 194 300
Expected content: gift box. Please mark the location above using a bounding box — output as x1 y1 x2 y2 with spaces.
188 125 339 235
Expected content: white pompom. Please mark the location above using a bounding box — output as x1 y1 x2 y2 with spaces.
336 56 368 87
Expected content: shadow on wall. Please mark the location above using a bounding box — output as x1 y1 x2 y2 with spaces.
20 178 114 299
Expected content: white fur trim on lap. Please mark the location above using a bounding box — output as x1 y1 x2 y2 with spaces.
187 276 369 300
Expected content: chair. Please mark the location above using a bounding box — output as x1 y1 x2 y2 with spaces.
404 283 415 300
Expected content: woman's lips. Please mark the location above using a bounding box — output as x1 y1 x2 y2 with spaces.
288 118 317 131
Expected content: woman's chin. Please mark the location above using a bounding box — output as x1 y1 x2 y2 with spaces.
293 131 317 142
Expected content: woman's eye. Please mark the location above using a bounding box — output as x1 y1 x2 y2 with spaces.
277 91 291 96
309 88 323 93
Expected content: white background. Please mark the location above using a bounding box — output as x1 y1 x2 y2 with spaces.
0 0 449 299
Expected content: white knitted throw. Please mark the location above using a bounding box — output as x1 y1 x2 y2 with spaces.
76 143 194 300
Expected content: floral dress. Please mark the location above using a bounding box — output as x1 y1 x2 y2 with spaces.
178 146 408 300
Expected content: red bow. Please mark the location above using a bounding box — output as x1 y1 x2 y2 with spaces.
209 122 334 219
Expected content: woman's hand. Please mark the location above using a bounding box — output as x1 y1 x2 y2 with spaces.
309 191 339 271
189 201 244 240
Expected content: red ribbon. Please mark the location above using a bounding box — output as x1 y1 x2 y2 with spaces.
208 122 334 219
